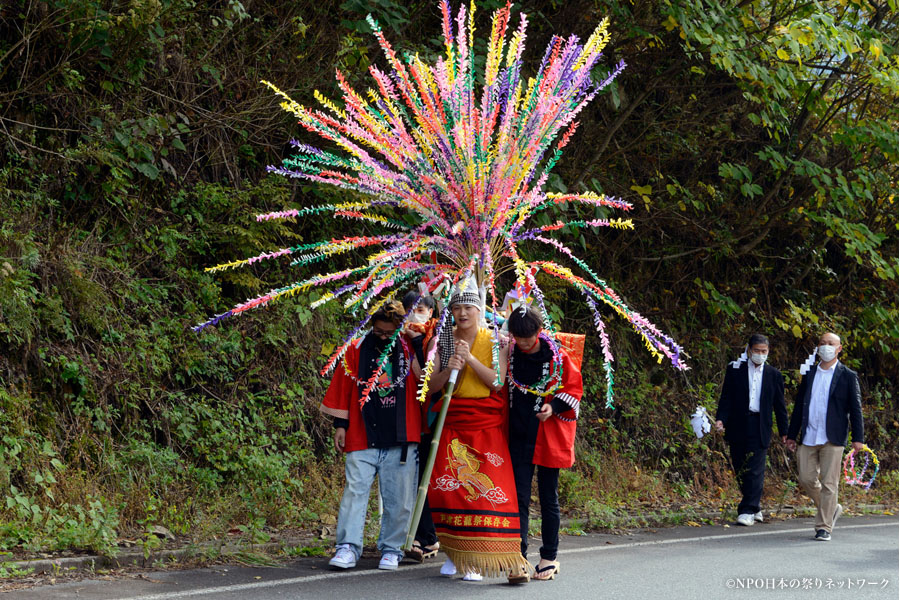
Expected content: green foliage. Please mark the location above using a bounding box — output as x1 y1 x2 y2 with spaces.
0 0 895 556
340 0 410 34
0 557 34 579
235 517 272 545
283 542 329 557
694 279 743 320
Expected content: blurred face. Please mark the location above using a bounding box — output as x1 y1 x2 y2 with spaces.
371 319 398 340
819 333 841 349
412 305 433 321
513 332 541 353
818 333 842 358
749 343 769 356
451 303 479 329
748 342 769 366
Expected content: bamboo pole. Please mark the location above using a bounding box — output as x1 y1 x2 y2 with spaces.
403 368 458 551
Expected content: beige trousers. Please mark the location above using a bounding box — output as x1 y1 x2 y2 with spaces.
796 443 844 532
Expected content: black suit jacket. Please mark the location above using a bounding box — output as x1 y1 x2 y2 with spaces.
716 362 787 448
787 361 864 446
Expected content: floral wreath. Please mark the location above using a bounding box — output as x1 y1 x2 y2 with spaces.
507 331 564 398
341 329 411 396
843 444 880 490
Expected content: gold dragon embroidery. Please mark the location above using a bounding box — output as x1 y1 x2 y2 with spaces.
446 438 495 502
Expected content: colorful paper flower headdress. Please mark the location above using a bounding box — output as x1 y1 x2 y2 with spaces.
194 1 687 407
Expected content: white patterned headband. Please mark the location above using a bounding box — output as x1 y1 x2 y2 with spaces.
449 291 481 308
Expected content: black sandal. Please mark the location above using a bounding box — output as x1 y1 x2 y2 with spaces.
404 541 439 563
420 541 439 559
533 560 560 581
404 541 425 563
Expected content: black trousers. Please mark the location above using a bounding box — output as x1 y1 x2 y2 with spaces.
728 413 767 516
413 433 439 546
511 453 560 561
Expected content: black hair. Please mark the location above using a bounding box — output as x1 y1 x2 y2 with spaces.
371 300 405 327
747 333 769 348
402 290 436 312
507 306 543 338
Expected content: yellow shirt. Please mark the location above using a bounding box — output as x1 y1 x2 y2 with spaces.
452 327 496 398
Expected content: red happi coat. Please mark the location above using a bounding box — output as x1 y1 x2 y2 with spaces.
319 337 421 453
532 348 582 468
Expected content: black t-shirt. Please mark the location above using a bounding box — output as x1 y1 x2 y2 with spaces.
509 341 570 461
509 342 553 458
362 390 399 447
356 334 404 448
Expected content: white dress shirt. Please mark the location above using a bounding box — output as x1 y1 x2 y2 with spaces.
803 362 837 446
747 361 763 413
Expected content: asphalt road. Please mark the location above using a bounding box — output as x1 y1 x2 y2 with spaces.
14 515 898 600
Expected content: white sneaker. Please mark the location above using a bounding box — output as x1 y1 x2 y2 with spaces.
462 571 483 582
329 544 357 569
754 511 764 523
440 558 457 577
833 503 843 526
378 553 400 570
736 513 755 526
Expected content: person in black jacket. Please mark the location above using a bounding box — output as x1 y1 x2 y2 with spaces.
715 333 788 526
786 332 864 541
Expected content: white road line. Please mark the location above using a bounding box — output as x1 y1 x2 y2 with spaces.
559 521 897 555
112 521 898 600
111 564 430 600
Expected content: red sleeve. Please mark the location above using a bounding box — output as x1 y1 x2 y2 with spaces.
534 349 579 468
553 349 583 420
320 346 359 420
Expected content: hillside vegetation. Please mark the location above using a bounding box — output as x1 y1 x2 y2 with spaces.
0 0 896 556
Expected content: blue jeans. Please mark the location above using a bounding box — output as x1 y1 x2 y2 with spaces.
336 445 419 559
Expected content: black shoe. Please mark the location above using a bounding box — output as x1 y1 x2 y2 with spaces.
814 529 831 541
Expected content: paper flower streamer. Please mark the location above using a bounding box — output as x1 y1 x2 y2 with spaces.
194 0 687 407
843 445 879 490
730 346 748 369
798 350 817 375
690 405 712 439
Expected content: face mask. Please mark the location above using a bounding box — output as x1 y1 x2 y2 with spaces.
749 353 767 366
408 312 428 324
372 335 392 350
817 345 836 362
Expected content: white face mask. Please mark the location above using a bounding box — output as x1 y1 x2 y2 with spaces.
817 344 837 362
749 353 767 366
408 312 429 324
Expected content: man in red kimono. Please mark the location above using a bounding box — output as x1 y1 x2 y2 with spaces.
506 306 582 582
319 301 422 571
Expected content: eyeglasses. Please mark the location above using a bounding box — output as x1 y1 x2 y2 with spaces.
372 327 397 338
